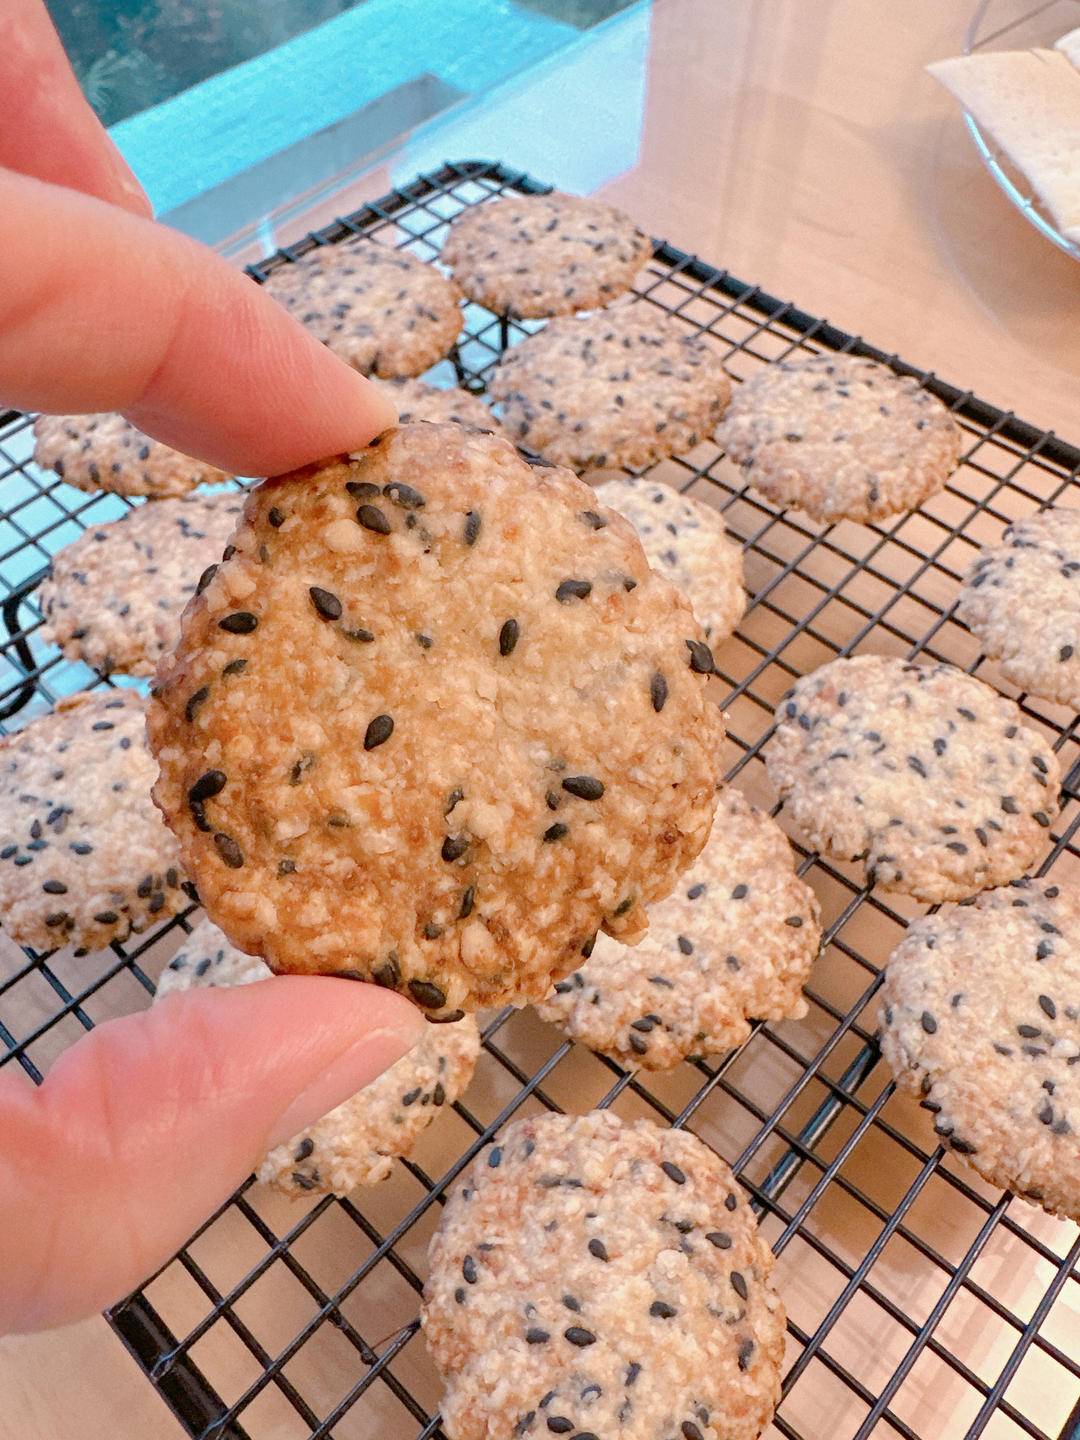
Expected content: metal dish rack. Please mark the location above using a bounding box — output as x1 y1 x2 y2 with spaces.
1 159 1078 1440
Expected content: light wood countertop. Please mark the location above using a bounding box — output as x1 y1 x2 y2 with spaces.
3 2 1078 1436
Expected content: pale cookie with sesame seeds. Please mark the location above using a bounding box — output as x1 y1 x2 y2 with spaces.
440 190 653 318
374 377 505 434
148 422 723 1020
156 917 480 1195
0 691 190 954
537 788 820 1070
879 878 1080 1222
422 1110 785 1440
766 655 1060 902
716 354 962 524
33 413 235 498
261 237 463 378
958 508 1080 710
491 307 732 474
592 477 745 644
38 492 245 677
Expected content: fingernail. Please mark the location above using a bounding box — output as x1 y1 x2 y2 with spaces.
266 1019 424 1149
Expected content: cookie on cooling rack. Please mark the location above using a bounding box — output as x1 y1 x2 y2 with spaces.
440 190 653 317
537 787 821 1069
0 691 189 954
716 354 962 524
879 877 1080 1222
156 917 481 1195
592 476 745 644
958 508 1080 710
374 377 504 434
147 422 724 1020
261 236 463 378
37 491 245 677
766 654 1060 902
491 307 732 473
422 1110 786 1440
33 413 235 498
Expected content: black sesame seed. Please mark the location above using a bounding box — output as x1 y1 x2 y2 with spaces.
462 1255 478 1284
581 934 597 958
357 503 391 534
688 883 706 900
661 1161 686 1184
556 578 592 602
706 1231 732 1249
222 657 248 676
725 1192 738 1211
94 910 118 925
42 879 67 894
544 823 570 842
562 775 604 800
384 481 426 509
526 1327 550 1344
738 1337 755 1371
921 1011 937 1034
402 1088 421 1106
309 586 343 620
731 1271 748 1300
219 612 258 634
442 834 468 862
409 979 447 1010
1001 796 1020 814
1017 1023 1042 1038
342 627 375 643
587 1238 608 1261
185 686 211 722
445 787 465 815
294 1137 314 1161
213 833 244 868
677 935 693 955
459 886 476 919
649 1301 677 1319
454 1287 465 1304
685 638 715 674
650 671 668 712
1061 645 1075 662
464 510 482 545
188 770 226 804
579 510 607 529
626 1362 641 1386
195 564 218 594
683 1424 705 1440
346 480 381 499
547 1421 573 1435
1038 994 1057 1019
564 1326 596 1347
364 714 394 750
785 915 804 928
433 1082 446 1105
498 618 520 656
488 1146 502 1168
268 506 285 527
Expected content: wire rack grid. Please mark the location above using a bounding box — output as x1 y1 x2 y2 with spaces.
1 159 1079 1440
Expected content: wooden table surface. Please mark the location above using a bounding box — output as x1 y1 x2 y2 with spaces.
3 1 1078 1435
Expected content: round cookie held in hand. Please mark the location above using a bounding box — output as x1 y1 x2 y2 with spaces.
716 354 962 524
766 654 1060 902
879 878 1080 1221
958 508 1080 710
0 691 189 954
148 423 724 1020
422 1110 786 1440
157 918 481 1196
261 237 463 379
593 476 745 644
33 413 235 498
440 190 652 317
38 491 245 677
491 307 732 473
537 787 821 1069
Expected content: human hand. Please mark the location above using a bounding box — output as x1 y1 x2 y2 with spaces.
0 1 418 1335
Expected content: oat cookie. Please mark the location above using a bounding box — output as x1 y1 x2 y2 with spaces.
261 237 463 378
375 377 503 434
148 423 724 1019
422 1110 785 1440
38 492 245 677
440 190 652 318
492 308 732 474
537 788 820 1069
592 477 745 643
879 878 1080 1221
33 413 235 498
0 691 189 954
958 508 1080 710
156 917 480 1195
766 654 1060 902
716 355 962 524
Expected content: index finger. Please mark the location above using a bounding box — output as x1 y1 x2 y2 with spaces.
0 169 397 475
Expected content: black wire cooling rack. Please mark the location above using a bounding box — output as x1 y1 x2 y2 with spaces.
1 159 1079 1440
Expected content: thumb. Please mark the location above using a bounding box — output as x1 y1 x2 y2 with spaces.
0 976 426 1334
